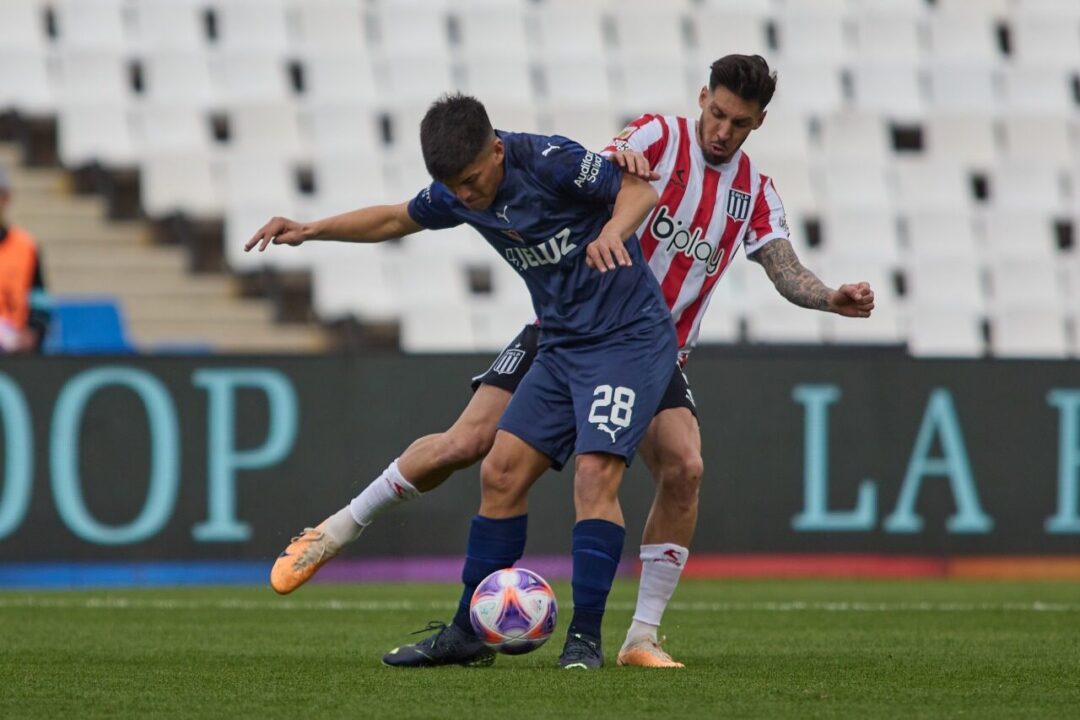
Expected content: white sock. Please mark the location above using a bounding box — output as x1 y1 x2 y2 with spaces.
347 459 421 527
622 543 688 649
322 506 363 548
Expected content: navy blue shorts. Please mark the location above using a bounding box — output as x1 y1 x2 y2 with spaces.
496 319 677 470
473 324 696 419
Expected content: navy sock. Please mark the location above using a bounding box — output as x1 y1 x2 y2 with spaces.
568 519 626 641
451 514 528 634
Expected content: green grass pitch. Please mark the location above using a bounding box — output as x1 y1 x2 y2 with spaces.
4 579 1079 719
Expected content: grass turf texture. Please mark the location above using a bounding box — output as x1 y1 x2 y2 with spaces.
4 579 1079 719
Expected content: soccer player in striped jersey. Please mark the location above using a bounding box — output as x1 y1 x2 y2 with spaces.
267 55 875 668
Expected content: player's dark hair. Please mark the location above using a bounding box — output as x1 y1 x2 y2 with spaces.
419 93 495 181
708 54 777 110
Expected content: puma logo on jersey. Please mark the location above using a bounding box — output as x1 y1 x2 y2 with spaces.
597 423 621 444
648 205 727 276
504 228 576 271
541 143 562 157
496 205 511 224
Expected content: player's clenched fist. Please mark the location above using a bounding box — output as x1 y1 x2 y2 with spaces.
829 282 875 318
245 216 306 252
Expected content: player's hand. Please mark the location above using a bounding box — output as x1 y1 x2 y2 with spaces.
608 150 660 182
829 282 875 318
246 216 306 252
585 230 632 273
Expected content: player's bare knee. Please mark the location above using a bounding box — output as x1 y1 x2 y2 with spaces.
657 452 703 506
479 455 523 502
437 428 492 468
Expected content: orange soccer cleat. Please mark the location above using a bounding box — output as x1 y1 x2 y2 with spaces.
616 638 685 668
270 522 340 594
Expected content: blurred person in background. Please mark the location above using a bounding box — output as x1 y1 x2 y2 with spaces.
0 165 49 353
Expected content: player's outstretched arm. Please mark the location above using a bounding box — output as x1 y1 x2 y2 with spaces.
586 175 659 272
751 238 875 318
245 202 423 252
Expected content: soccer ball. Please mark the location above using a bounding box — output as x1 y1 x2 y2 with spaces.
469 567 558 655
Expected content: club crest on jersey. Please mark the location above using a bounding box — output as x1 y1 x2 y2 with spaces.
726 189 751 221
492 348 526 375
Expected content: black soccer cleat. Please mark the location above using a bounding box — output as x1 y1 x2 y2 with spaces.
558 632 604 670
382 621 496 668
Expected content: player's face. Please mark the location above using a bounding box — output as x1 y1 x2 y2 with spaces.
696 85 765 165
443 138 505 211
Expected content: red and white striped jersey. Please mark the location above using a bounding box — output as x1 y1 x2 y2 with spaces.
602 114 789 363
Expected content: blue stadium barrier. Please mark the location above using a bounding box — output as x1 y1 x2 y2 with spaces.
44 297 134 354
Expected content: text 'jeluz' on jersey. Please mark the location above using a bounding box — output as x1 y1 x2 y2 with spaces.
503 228 576 271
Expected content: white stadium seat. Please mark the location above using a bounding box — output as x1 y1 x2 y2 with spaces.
143 52 217 108
309 152 388 207
292 0 370 54
216 0 291 54
819 208 902 264
988 162 1067 213
923 114 998 166
400 303 478 353
821 163 893 212
223 155 295 206
849 64 924 119
616 59 692 118
300 52 379 105
907 256 984 310
611 6 688 61
0 48 54 114
457 4 531 62
545 106 624 157
377 54 455 106
542 56 613 108
1011 16 1080 68
907 304 985 357
1013 0 1080 19
743 113 812 162
131 0 205 52
134 104 212 155
57 103 137 167
990 306 1070 358
312 245 402 322
933 0 1011 20
694 11 771 61
775 12 850 66
302 102 382 155
0 0 49 51
817 113 891 165
765 63 844 115
987 256 1062 308
461 58 535 107
54 0 127 51
892 159 974 211
745 292 827 344
980 210 1059 261
851 13 924 63
904 209 980 263
534 3 606 63
1002 65 1074 114
1000 114 1074 163
376 1 451 58
140 153 223 218
227 104 306 161
214 51 292 105
926 14 1002 64
926 65 999 113
56 50 132 105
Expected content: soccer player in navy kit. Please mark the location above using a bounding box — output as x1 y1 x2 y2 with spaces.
248 94 677 669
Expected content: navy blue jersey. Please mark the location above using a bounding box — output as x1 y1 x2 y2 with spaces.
407 131 669 341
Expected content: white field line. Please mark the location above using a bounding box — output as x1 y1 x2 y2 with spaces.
0 598 1078 613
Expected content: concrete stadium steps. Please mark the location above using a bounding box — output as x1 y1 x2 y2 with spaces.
2 142 329 353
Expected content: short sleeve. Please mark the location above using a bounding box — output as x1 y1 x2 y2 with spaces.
536 137 624 206
406 182 464 230
744 174 789 255
601 114 669 168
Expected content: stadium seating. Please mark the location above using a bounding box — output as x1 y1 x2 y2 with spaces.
3 0 1076 358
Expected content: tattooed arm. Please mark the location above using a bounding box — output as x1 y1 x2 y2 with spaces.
750 238 875 318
